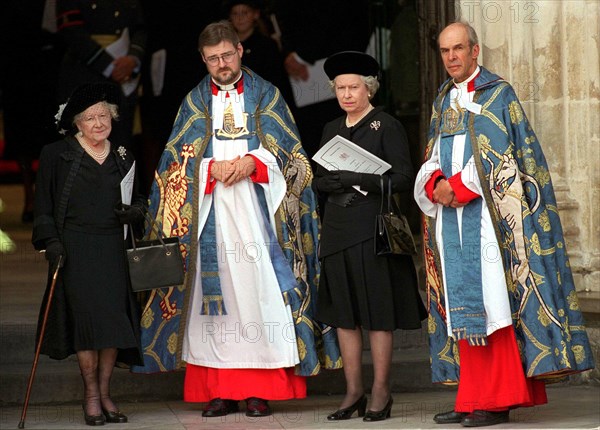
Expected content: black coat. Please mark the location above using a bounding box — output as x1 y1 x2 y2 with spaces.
56 0 146 99
240 31 294 107
55 0 147 148
314 107 414 256
32 136 144 362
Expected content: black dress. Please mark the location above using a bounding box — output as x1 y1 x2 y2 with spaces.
32 137 143 365
61 153 139 352
314 107 427 331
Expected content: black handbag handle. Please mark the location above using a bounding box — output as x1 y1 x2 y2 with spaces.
379 176 394 215
129 213 168 251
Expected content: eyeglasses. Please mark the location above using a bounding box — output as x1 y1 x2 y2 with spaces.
204 51 237 66
80 112 111 124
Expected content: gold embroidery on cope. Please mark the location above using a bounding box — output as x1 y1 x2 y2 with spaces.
441 105 465 135
216 104 249 139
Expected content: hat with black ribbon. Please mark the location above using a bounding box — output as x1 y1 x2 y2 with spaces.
323 51 380 80
55 82 121 134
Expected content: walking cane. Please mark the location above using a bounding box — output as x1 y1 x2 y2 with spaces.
18 256 62 429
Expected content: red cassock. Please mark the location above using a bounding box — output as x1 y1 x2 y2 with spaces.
455 326 547 413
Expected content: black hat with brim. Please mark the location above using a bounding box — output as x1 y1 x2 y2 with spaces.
323 51 380 80
57 82 121 134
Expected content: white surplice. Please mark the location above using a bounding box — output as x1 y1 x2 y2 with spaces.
413 67 512 338
181 88 300 369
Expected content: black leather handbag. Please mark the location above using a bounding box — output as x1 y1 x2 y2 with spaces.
374 176 417 256
127 215 184 292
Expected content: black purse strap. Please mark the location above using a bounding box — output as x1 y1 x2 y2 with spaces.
129 213 167 251
379 176 394 215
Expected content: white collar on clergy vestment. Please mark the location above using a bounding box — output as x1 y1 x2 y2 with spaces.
451 66 482 113
210 73 243 93
453 65 480 92
211 84 245 131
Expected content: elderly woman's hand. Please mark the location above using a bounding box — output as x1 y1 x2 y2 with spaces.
313 174 344 194
45 238 66 269
114 203 145 224
336 171 362 188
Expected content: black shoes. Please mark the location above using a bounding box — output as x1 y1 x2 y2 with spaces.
202 398 240 417
461 410 510 427
102 408 128 423
327 395 393 422
434 410 469 424
327 395 368 420
433 409 510 427
82 405 105 426
245 397 272 417
202 397 272 417
363 396 393 422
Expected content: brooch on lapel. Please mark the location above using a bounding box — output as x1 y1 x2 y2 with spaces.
370 120 381 131
117 146 127 160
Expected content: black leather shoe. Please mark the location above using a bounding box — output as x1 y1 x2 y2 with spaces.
433 410 468 424
245 397 272 417
202 398 239 417
363 396 393 422
327 395 367 420
102 408 128 423
461 410 510 427
82 405 105 426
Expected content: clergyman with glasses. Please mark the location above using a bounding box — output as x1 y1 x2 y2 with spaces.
130 20 340 418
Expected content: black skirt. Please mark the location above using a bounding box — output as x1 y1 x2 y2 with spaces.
316 238 427 331
61 227 141 362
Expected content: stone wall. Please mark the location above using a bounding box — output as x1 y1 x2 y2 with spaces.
456 0 600 295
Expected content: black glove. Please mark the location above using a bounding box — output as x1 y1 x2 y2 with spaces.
314 174 344 193
337 171 362 188
45 238 65 269
114 203 145 225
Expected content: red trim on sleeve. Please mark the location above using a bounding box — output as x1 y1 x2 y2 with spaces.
425 170 445 202
57 20 84 30
447 173 480 203
204 159 217 194
247 155 268 183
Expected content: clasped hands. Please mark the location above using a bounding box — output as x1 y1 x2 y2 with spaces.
432 179 467 208
315 171 361 193
210 155 256 187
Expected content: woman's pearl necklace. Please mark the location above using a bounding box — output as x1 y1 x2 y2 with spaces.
77 134 109 162
345 104 374 128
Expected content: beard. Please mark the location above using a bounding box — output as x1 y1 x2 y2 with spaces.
213 67 239 86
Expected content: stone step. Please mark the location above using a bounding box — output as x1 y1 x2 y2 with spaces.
1 317 435 405
1 321 431 364
1 346 436 405
1 359 185 405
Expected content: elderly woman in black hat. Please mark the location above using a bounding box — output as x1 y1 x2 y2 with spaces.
32 82 145 426
313 52 427 422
